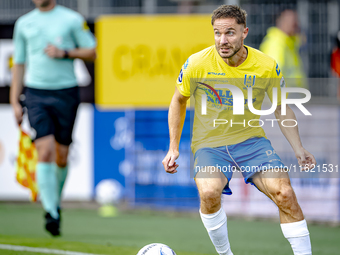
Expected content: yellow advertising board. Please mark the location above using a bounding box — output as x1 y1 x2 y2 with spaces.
95 15 213 108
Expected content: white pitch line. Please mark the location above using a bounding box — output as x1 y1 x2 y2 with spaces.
0 244 104 255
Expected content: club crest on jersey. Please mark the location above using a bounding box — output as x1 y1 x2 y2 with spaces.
244 74 256 88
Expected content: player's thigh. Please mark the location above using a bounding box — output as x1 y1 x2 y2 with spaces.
235 137 286 185
196 169 229 197
194 146 233 197
234 137 292 199
51 87 80 146
252 170 294 201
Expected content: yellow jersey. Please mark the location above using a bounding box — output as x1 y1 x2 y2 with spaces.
176 45 284 154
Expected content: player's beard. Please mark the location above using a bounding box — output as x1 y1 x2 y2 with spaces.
216 40 242 60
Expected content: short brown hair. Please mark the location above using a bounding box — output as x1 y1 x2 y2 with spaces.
211 5 247 27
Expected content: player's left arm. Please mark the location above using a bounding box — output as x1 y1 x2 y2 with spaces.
45 15 96 61
274 105 316 170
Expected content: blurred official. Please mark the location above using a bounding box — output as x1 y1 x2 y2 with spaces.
260 9 306 88
10 0 96 236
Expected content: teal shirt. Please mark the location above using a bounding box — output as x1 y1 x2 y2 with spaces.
13 5 96 89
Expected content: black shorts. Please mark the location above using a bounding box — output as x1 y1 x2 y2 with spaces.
24 86 80 146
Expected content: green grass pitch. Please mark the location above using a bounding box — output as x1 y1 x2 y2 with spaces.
0 203 339 255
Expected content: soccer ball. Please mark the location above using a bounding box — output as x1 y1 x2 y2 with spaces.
137 243 176 255
95 179 123 205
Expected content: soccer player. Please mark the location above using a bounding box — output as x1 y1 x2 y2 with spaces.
162 5 316 255
10 0 96 236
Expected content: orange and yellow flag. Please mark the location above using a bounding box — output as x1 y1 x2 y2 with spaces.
16 128 38 202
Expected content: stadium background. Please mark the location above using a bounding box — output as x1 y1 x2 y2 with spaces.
0 0 339 254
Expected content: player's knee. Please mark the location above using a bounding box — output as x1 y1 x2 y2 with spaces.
56 160 67 168
273 184 295 208
56 148 69 167
37 148 54 162
56 156 67 168
200 188 221 207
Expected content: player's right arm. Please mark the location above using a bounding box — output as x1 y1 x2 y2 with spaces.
163 57 195 173
10 18 26 125
162 88 189 174
10 64 25 125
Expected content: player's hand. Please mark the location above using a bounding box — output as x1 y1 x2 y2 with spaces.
295 147 316 171
162 150 179 174
12 103 23 125
44 44 65 58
